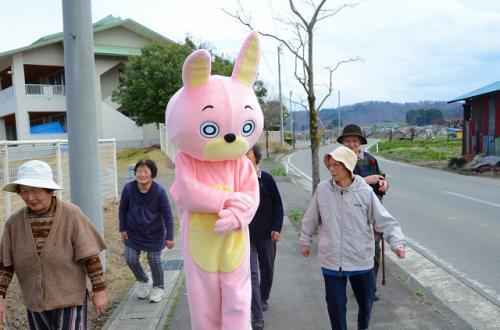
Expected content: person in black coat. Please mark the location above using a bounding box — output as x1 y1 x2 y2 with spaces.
246 145 284 330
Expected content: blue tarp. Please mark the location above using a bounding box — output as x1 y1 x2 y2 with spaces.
30 121 65 134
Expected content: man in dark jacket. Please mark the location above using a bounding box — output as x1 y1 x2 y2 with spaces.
246 145 284 330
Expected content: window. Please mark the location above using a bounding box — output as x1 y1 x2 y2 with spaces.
29 112 67 134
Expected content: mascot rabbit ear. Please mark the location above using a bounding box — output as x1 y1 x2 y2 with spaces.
182 49 212 88
231 31 260 86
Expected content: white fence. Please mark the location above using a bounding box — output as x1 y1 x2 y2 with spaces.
159 123 283 161
0 139 118 226
159 124 178 162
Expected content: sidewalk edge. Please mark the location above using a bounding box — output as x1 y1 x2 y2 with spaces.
158 271 185 330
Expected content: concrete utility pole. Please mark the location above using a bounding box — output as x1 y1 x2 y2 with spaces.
62 1 104 246
278 45 284 148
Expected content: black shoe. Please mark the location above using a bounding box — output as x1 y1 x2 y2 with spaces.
261 301 268 311
374 290 380 301
252 319 265 330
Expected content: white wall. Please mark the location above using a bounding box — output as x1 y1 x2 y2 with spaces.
100 65 122 100
95 58 123 76
101 101 143 146
24 93 66 112
0 119 6 140
0 88 16 117
22 44 64 66
94 27 151 48
142 123 160 145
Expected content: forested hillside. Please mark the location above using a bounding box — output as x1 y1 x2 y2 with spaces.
289 101 462 130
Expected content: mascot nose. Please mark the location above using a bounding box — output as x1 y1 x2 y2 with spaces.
224 133 236 143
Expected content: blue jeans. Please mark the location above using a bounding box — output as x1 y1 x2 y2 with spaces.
323 270 375 330
124 245 164 288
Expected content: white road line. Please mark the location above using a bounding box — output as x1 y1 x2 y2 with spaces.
287 152 312 181
444 191 500 208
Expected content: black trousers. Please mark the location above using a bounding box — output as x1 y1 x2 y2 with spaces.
250 239 276 320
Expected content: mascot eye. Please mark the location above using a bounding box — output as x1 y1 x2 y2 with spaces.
241 120 255 137
200 121 219 138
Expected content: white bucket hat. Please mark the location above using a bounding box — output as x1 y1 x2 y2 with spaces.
324 146 357 176
3 160 62 192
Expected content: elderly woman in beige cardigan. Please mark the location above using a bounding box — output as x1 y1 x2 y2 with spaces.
0 160 108 329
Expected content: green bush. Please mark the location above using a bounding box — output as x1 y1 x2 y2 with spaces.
290 209 305 221
270 166 287 176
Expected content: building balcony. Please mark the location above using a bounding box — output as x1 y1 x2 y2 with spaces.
25 84 65 97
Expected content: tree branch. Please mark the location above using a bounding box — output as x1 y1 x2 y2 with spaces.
317 1 363 22
316 57 361 111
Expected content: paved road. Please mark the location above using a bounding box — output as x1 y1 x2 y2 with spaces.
288 142 500 306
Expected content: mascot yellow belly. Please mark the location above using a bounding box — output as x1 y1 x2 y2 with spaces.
189 212 245 272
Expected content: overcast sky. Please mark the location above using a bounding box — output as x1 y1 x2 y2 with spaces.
2 0 500 108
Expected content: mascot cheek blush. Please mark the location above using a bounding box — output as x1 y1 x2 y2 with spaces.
166 31 263 330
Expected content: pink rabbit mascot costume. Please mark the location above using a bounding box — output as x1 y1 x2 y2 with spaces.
165 32 263 330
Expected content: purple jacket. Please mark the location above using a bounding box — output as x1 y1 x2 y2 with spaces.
119 181 174 252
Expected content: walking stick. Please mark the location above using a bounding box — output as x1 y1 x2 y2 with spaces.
381 233 386 285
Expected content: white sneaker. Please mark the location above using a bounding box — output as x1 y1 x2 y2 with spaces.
137 281 151 299
150 287 163 303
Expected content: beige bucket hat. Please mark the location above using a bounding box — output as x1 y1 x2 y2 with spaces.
323 146 357 176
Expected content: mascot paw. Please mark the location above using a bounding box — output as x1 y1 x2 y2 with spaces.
224 192 253 210
215 209 240 235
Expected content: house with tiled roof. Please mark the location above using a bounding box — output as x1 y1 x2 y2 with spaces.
448 81 500 157
0 15 172 146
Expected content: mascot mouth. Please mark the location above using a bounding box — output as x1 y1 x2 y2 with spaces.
203 137 249 161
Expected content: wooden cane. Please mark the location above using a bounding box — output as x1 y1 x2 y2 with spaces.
381 233 386 285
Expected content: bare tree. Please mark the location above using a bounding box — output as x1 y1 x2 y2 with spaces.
225 0 360 191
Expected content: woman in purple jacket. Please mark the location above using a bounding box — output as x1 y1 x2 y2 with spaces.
119 159 175 303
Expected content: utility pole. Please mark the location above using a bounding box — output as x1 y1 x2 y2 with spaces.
278 45 284 148
62 0 104 264
337 90 341 138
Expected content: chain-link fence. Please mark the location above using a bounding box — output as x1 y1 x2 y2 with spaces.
0 139 118 227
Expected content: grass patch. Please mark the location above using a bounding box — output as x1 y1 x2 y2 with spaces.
117 147 174 174
262 156 275 162
270 166 287 176
290 209 305 221
377 138 461 162
414 289 425 298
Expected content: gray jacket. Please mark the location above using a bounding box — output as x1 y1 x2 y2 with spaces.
300 175 405 272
